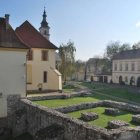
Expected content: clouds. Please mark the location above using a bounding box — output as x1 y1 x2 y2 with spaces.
136 21 140 28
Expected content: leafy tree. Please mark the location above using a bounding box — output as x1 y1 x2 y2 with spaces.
59 41 76 81
105 41 131 60
75 60 85 73
132 42 140 49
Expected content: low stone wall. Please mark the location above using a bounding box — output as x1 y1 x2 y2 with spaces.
18 99 140 140
6 97 140 140
55 101 103 113
20 99 111 140
103 100 140 113
54 100 140 114
27 91 92 101
0 117 7 128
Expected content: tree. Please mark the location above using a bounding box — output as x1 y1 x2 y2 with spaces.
132 42 140 49
59 41 76 81
105 41 131 60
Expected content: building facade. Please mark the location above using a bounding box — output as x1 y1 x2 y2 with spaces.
0 15 28 117
16 11 62 92
112 49 140 86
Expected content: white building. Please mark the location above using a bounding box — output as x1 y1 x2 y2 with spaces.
112 49 140 86
0 15 28 117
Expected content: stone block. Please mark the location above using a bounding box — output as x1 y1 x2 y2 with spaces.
108 120 129 129
81 112 99 121
105 108 120 115
132 115 140 124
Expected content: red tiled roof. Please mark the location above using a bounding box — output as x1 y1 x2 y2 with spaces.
15 20 58 49
0 18 28 49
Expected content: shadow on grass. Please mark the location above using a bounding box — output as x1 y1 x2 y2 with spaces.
101 110 129 117
130 121 140 126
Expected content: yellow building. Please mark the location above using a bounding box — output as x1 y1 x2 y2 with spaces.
112 49 140 86
16 9 62 92
0 15 28 117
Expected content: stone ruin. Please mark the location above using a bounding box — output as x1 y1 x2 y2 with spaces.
132 115 140 124
108 120 129 129
105 108 120 115
81 112 99 121
2 95 140 140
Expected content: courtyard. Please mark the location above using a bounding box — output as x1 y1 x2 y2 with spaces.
34 82 140 129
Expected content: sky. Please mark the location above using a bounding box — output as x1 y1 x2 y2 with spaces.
1 0 140 61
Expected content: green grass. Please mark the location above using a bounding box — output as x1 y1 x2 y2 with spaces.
97 88 140 103
67 107 135 128
63 84 79 93
82 82 140 103
34 97 99 108
81 82 110 90
34 82 140 128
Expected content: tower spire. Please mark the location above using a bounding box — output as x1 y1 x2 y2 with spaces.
39 7 50 40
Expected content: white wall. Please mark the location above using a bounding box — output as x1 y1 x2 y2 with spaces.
112 59 140 85
0 49 27 117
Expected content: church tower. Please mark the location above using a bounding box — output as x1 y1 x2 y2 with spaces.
39 7 50 40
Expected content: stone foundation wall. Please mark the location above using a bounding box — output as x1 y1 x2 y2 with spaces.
27 91 92 101
55 101 103 113
0 117 7 128
55 100 140 114
19 99 140 140
20 99 111 140
6 97 140 140
103 100 140 113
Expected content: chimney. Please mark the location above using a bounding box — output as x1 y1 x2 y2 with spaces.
5 14 10 24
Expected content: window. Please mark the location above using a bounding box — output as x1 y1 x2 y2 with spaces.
114 63 117 71
125 63 128 71
131 63 135 71
42 50 48 61
43 71 47 83
27 50 33 61
119 63 122 71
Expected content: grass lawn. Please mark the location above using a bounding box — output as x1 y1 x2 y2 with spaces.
34 97 99 108
62 84 80 93
67 107 135 128
82 82 140 103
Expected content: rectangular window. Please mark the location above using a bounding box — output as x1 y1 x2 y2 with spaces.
43 71 47 83
125 63 128 71
114 63 117 71
119 64 122 71
42 50 48 61
28 50 33 61
27 64 32 84
131 63 135 71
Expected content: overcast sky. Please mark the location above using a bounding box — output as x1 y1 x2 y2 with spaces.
1 0 140 60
